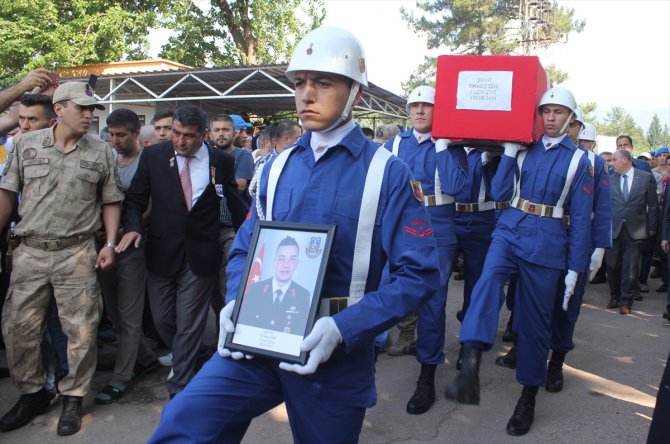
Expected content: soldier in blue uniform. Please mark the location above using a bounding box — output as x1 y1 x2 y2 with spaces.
382 85 465 414
444 87 594 436
147 26 440 444
496 108 612 394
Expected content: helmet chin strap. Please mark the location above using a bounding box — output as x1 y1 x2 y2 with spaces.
558 111 574 136
318 83 361 134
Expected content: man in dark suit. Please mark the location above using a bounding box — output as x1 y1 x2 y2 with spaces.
606 149 658 315
238 236 311 334
117 105 247 397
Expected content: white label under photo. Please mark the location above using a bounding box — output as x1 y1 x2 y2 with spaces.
456 71 514 111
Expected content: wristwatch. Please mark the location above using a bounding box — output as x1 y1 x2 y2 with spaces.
104 242 117 250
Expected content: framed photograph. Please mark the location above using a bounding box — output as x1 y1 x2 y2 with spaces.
225 220 336 364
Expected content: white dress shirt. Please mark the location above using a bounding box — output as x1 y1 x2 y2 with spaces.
176 143 210 207
621 166 634 196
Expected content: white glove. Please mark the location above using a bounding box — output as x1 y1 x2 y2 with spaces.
481 151 492 165
278 317 342 375
217 300 254 360
502 142 524 158
562 270 579 311
588 248 606 282
434 138 452 152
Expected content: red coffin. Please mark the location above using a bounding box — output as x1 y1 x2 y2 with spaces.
433 55 550 144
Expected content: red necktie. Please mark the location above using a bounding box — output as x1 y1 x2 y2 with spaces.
180 156 192 211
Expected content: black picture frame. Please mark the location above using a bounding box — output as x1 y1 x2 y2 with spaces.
225 220 336 364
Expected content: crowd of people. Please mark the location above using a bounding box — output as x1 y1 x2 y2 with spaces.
0 25 668 443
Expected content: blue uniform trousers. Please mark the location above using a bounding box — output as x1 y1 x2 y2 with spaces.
148 354 365 444
550 266 589 353
454 221 493 316
416 244 459 365
459 237 562 386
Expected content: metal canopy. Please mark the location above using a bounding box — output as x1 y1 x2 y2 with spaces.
68 64 408 119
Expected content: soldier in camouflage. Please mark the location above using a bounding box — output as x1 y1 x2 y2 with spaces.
0 81 123 436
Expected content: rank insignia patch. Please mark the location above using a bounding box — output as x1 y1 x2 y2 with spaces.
410 180 424 202
404 219 433 238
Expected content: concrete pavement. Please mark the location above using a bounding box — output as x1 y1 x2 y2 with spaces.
1 275 668 443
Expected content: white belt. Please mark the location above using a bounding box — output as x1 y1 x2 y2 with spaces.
455 201 496 212
424 194 454 206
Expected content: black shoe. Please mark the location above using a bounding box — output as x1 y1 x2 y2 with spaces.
445 346 481 405
495 345 517 369
657 284 667 293
133 360 159 381
633 294 644 301
406 365 436 414
0 388 55 432
506 386 538 436
663 307 670 320
456 310 464 322
638 283 649 294
0 368 9 378
545 351 566 393
57 396 83 436
456 346 464 371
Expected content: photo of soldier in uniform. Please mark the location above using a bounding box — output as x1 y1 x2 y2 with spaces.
237 236 311 334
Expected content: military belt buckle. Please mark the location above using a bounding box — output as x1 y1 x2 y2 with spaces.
456 203 469 212
496 202 510 210
44 240 60 251
424 195 436 207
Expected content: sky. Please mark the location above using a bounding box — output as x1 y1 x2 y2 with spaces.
150 0 670 133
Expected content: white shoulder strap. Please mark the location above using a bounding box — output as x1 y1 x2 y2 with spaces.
349 147 393 301
263 147 294 221
587 150 595 168
511 150 528 206
555 149 585 210
391 135 401 156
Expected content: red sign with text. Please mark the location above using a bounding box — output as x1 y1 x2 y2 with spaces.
433 55 549 144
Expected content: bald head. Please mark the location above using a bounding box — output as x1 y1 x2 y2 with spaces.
139 124 159 147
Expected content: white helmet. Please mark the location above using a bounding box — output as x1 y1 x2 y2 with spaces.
580 122 597 142
574 107 584 126
286 26 367 133
406 86 435 113
286 26 367 86
537 87 577 113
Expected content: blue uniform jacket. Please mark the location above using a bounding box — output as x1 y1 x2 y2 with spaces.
383 130 465 246
585 148 612 249
225 125 441 408
491 137 594 272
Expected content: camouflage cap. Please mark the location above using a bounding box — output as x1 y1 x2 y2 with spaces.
52 82 105 110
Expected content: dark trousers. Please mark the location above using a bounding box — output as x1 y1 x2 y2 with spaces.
647 348 670 443
147 261 215 394
639 234 656 284
606 226 644 307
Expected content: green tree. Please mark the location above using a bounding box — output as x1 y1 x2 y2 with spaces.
579 102 598 123
647 114 663 148
0 0 162 86
545 64 569 85
661 124 670 147
599 106 648 150
401 0 584 93
159 0 326 66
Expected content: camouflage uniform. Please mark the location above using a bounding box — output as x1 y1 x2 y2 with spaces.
0 126 122 397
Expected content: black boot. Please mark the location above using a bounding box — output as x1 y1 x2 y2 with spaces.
495 345 517 369
57 396 83 436
506 386 538 436
406 364 436 414
0 388 55 432
502 312 516 342
456 346 464 371
445 345 481 405
545 351 566 393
